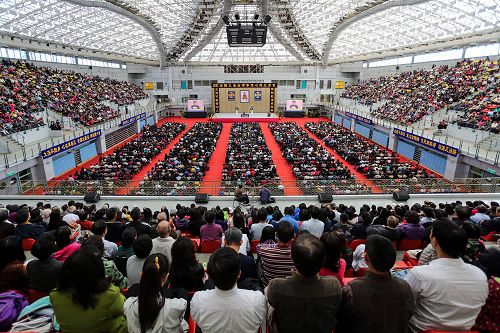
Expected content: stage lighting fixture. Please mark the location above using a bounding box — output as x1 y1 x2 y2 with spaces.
234 12 240 20
264 15 271 24
222 15 231 25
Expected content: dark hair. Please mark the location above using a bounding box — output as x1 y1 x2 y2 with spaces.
455 205 470 220
58 247 110 309
0 210 7 222
365 235 396 272
431 219 468 258
15 208 30 224
477 205 487 214
31 234 57 260
204 210 216 224
170 237 198 281
258 208 267 222
139 254 169 333
423 207 435 218
121 227 137 248
277 221 294 243
284 207 294 216
461 222 480 239
405 211 420 225
272 210 283 222
215 209 224 221
299 209 311 222
92 220 107 236
207 247 240 290
177 209 187 220
105 208 117 221
360 211 372 225
292 233 325 278
55 226 72 249
0 235 26 271
133 235 153 259
340 213 348 223
320 232 342 273
232 212 245 230
130 207 142 222
260 226 276 243
82 235 105 257
143 208 153 220
310 206 320 219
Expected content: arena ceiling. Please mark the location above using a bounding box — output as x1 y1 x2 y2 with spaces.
0 0 499 65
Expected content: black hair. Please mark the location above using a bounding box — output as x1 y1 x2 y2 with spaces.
340 213 348 223
455 205 470 220
232 212 245 229
139 254 169 333
143 208 153 220
177 209 187 219
133 234 153 259
55 226 72 249
260 226 275 243
365 234 396 272
431 219 468 258
215 209 224 221
130 207 142 222
170 237 198 283
310 206 320 219
284 207 294 216
58 247 110 309
105 207 117 221
0 210 8 222
257 208 267 222
15 208 30 224
277 221 294 243
320 232 342 273
82 235 105 257
405 211 420 225
461 222 480 239
299 209 311 222
204 209 216 224
423 207 434 218
92 220 107 237
121 227 137 248
0 235 26 272
292 233 325 278
272 210 283 222
207 247 240 290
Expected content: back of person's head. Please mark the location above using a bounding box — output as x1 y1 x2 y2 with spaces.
0 209 7 223
476 205 487 214
204 209 216 224
258 208 267 222
411 203 422 213
130 207 141 222
360 211 371 225
79 211 89 221
215 209 224 221
299 209 311 222
461 222 480 240
82 235 105 257
139 254 169 333
431 219 468 258
292 233 325 278
272 210 283 221
170 237 196 274
94 208 106 221
143 208 153 220
207 247 240 290
61 204 68 212
455 205 470 220
310 206 320 220
0 235 26 271
260 226 275 243
266 206 274 215
55 226 72 248
157 212 167 222
277 221 294 243
156 220 171 238
15 208 30 224
232 212 245 229
224 227 242 247
320 232 341 273
340 213 348 223
92 219 107 236
387 216 399 228
433 209 447 220
365 234 396 272
133 234 153 259
405 211 420 225
177 209 186 219
423 207 434 218
105 207 117 221
67 206 77 214
284 206 294 216
121 227 137 248
58 247 109 309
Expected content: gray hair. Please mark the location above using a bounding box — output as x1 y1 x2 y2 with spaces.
224 227 242 245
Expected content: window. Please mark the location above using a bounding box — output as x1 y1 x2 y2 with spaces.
368 56 412 68
414 49 463 63
465 43 500 58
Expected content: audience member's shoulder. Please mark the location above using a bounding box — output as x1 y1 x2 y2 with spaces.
318 275 342 288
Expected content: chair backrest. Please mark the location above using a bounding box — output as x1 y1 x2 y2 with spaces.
200 240 221 253
349 239 366 251
22 238 36 251
482 231 498 242
397 239 423 251
251 240 259 253
188 314 197 333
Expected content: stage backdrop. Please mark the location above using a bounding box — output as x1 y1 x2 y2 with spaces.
211 83 277 114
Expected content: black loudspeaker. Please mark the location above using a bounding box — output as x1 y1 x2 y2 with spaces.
84 192 100 203
318 192 333 203
195 193 209 204
393 191 410 202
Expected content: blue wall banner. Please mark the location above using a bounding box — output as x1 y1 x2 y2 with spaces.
345 112 373 125
41 130 102 159
393 128 459 157
120 113 146 126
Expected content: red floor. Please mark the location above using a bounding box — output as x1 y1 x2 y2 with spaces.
260 123 302 196
199 123 231 196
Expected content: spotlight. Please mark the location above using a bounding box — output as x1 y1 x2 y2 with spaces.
234 12 240 20
222 15 230 25
264 15 271 24
253 13 260 20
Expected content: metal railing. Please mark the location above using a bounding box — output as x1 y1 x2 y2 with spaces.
7 178 499 197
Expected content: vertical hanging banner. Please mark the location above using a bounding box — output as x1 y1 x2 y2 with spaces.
240 90 249 103
254 90 262 101
228 90 235 101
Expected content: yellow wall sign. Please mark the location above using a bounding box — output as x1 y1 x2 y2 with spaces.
335 81 345 89
144 82 154 90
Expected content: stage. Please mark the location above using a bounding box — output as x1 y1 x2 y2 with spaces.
211 112 279 123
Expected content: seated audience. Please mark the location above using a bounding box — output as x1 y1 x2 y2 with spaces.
337 235 415 333
124 254 188 333
479 206 500 235
92 220 118 257
405 219 488 332
256 225 276 253
169 237 205 291
367 215 401 241
50 247 127 333
0 235 28 293
115 227 137 258
200 209 223 242
0 209 15 239
27 233 62 293
398 211 425 240
14 207 45 240
301 206 325 238
250 208 270 241
53 226 80 262
224 227 258 287
470 204 491 223
191 248 266 333
151 220 175 264
127 235 153 288
319 232 347 286
267 233 342 333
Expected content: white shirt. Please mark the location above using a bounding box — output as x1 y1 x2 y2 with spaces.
352 244 368 272
470 213 490 224
221 233 250 255
63 213 80 224
405 258 488 332
191 286 266 333
151 237 175 264
103 237 118 258
300 218 325 238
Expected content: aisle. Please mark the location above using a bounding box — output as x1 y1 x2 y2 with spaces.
115 118 198 195
260 123 302 196
199 123 231 196
294 118 383 194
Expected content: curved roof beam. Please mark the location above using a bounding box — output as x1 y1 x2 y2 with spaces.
61 0 167 67
184 0 231 61
262 0 304 62
322 0 432 66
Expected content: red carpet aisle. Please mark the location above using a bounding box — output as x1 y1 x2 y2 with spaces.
115 118 199 195
295 118 383 194
199 123 231 196
260 123 302 196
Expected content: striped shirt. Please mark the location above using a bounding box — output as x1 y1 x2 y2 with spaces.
258 244 294 286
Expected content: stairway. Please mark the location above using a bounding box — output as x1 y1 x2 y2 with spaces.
0 135 23 154
477 133 500 151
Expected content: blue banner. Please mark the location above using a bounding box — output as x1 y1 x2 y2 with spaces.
345 111 373 125
42 130 102 159
120 113 146 126
393 128 459 157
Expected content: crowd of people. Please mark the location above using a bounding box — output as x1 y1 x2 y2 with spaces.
145 122 223 183
222 122 281 187
342 59 499 129
0 59 147 135
0 198 498 333
305 121 436 180
72 123 186 181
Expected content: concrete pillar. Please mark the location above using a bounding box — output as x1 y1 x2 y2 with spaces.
389 133 397 152
40 156 56 180
95 135 107 154
444 155 459 180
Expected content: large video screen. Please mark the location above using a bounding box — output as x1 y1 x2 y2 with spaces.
286 99 304 111
187 99 205 112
